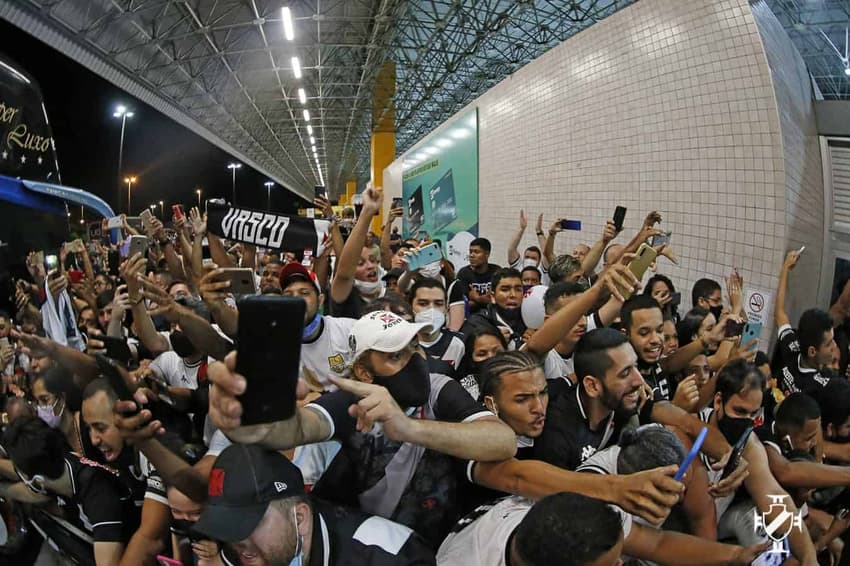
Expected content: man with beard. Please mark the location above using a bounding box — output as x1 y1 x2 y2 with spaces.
461 268 526 350
695 360 817 564
207 310 516 547
259 261 283 294
280 262 355 392
532 328 734 472
330 185 386 319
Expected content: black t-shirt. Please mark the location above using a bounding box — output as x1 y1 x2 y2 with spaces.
459 438 535 516
306 373 492 547
532 381 631 471
638 359 671 401
454 264 500 313
775 325 833 398
330 289 368 319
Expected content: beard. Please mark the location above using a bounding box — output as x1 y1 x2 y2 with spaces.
600 382 638 417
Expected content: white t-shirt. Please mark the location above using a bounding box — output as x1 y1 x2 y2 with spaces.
541 315 596 381
437 495 631 566
300 316 356 392
509 257 551 287
293 441 342 490
150 352 212 389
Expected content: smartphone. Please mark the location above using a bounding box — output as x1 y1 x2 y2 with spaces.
67 269 84 285
236 296 306 426
675 426 708 481
798 245 806 254
407 243 443 272
613 206 627 232
720 426 753 480
621 243 658 300
45 254 58 272
156 556 183 566
650 231 672 248
724 319 744 338
392 197 403 210
101 336 133 366
65 240 84 254
314 185 326 199
140 209 153 226
143 373 176 407
0 337 9 349
559 219 582 231
221 268 257 295
172 205 184 221
417 229 427 242
108 250 121 277
669 292 682 307
741 321 762 350
106 216 123 229
129 235 149 258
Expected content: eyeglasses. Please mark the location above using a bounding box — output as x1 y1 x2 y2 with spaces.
15 467 48 495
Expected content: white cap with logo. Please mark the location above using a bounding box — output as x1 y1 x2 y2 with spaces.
349 311 432 361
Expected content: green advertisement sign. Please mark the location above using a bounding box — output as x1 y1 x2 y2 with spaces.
402 109 478 268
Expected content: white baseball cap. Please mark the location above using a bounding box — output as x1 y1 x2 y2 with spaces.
349 311 432 361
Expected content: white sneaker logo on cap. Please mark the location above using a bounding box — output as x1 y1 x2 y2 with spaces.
274 482 288 492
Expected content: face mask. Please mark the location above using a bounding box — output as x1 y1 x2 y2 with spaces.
709 305 723 322
36 398 63 429
415 308 445 332
353 278 382 296
170 518 196 539
289 507 304 566
170 331 196 358
522 258 539 269
496 305 522 326
302 313 323 340
717 407 753 444
372 353 430 408
420 263 441 278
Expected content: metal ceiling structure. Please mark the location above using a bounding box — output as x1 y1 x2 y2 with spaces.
0 0 634 200
766 0 850 100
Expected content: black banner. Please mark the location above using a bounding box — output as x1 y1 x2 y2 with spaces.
206 200 330 254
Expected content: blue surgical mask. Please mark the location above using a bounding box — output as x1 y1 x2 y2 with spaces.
289 507 304 566
302 313 322 340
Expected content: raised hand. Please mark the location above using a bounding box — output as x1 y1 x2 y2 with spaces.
643 211 662 229
671 375 700 413
727 270 743 314
601 220 617 244
329 375 410 440
784 249 801 272
190 206 207 237
46 271 68 301
596 260 640 302
519 210 527 230
361 184 383 216
535 213 543 234
610 464 683 526
313 196 333 219
199 265 232 305
137 277 176 320
119 253 148 301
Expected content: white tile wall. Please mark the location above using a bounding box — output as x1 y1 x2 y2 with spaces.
386 0 824 341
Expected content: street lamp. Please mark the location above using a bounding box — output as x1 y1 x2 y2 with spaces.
124 176 137 213
227 163 242 204
149 204 156 213
196 189 202 207
159 201 164 217
264 181 274 210
113 105 134 211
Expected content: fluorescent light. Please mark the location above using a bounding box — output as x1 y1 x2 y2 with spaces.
126 112 134 118
303 109 310 121
291 57 302 79
845 67 850 76
306 125 313 135
450 128 470 139
423 147 438 155
435 138 452 148
298 88 306 104
311 145 317 152
415 153 428 160
309 136 315 144
281 7 295 41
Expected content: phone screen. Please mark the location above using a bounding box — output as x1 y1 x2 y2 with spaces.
236 296 305 426
314 185 326 199
724 319 744 338
560 219 582 231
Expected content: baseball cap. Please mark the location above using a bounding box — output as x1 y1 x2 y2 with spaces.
349 310 432 361
381 268 404 282
193 444 305 543
279 262 321 295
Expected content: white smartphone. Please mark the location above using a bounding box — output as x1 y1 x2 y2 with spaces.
107 216 123 229
797 245 806 254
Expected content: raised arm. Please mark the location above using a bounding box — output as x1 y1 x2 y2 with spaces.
12 329 99 389
198 267 239 338
775 249 800 329
543 218 562 266
507 210 527 266
330 185 382 304
580 220 618 277
380 206 402 270
534 214 550 269
121 254 170 355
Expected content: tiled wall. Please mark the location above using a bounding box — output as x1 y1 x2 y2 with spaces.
385 0 825 342
750 0 824 329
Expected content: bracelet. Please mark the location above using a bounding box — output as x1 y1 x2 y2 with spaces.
548 230 558 236
536 231 544 237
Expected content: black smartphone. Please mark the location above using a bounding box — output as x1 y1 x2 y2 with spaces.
101 336 133 366
392 197 403 210
236 296 306 426
108 249 120 278
670 292 682 307
613 206 627 232
724 319 744 338
143 373 176 407
720 426 753 480
314 185 326 199
560 219 582 231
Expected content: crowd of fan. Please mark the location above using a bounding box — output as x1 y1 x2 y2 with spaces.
1 184 849 566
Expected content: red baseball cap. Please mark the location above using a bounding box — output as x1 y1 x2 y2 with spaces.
279 262 321 295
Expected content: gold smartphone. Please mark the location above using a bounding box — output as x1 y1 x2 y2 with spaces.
621 243 658 300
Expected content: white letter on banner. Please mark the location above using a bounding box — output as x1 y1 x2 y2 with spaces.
221 207 237 236
244 212 263 243
255 214 273 246
232 210 251 242
268 216 290 249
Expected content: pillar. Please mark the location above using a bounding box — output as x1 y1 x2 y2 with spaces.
370 61 396 235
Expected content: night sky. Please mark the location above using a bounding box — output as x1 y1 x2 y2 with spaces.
0 19 309 221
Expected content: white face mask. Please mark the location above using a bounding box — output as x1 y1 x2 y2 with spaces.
420 262 442 278
415 308 445 332
353 278 382 296
522 258 539 269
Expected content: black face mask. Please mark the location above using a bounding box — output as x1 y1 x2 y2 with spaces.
709 305 723 323
495 305 522 327
170 331 196 359
717 408 753 444
372 353 430 408
170 518 196 539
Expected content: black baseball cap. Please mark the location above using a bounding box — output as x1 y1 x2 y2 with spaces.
193 444 305 543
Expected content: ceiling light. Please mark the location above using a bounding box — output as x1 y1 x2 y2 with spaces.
306 125 313 135
281 7 295 41
415 153 428 160
303 109 310 121
311 145 317 152
845 67 850 76
309 136 315 144
450 128 470 139
291 57 302 79
298 88 306 104
436 138 453 148
423 147 438 155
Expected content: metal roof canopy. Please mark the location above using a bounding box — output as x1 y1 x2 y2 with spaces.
2 0 641 200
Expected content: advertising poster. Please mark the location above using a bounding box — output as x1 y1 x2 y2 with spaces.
402 109 478 269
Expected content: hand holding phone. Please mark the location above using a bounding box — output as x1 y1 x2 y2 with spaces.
221 268 257 295
559 219 582 231
720 426 753 480
675 427 708 481
613 206 627 232
172 205 185 222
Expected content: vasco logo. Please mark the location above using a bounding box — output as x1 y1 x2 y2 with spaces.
377 312 402 330
753 495 803 555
